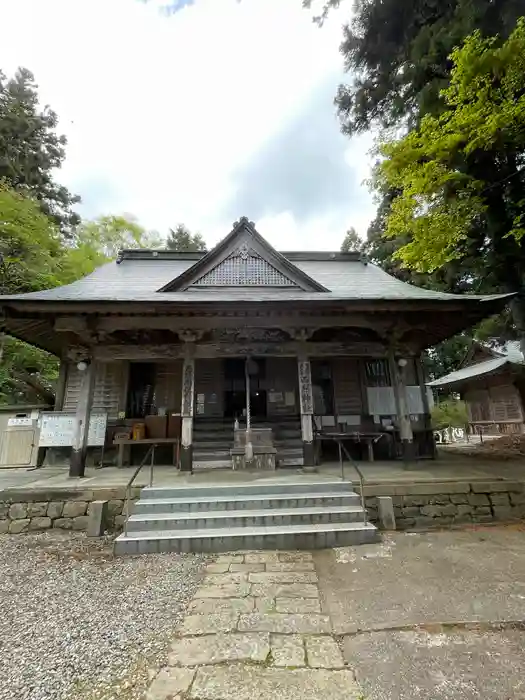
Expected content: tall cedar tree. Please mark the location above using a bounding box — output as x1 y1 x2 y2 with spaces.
166 224 207 251
305 0 524 376
0 68 79 235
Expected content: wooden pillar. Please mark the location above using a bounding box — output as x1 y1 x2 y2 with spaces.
180 356 195 472
388 351 415 461
416 356 431 417
69 360 96 478
297 356 315 466
54 360 68 411
416 355 436 458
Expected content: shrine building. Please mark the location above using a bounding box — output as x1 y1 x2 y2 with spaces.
0 218 512 475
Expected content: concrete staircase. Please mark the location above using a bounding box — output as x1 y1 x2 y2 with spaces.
113 480 378 555
192 419 233 469
192 416 304 469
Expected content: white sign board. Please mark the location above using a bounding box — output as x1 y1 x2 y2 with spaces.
38 412 107 448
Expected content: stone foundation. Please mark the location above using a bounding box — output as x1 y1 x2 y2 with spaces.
361 481 525 530
0 487 140 534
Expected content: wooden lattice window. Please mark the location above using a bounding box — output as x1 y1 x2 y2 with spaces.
365 359 391 387
192 246 298 287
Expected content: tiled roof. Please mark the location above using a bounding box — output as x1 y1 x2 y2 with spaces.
427 357 512 387
428 341 524 387
0 255 509 304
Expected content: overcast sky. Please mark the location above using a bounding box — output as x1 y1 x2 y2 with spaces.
1 0 376 250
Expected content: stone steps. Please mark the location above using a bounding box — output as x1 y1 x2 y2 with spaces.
192 417 303 469
133 492 360 514
125 505 366 531
114 520 378 554
114 481 377 555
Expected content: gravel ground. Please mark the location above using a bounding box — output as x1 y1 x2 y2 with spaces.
0 532 208 700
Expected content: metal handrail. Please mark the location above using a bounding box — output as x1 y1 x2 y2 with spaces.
123 445 155 536
337 439 367 525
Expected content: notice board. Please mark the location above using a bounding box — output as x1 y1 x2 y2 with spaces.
38 412 107 448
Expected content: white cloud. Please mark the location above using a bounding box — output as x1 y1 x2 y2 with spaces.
0 0 375 249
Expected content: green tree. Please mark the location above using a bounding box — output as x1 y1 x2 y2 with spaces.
0 204 162 403
62 214 163 281
0 183 65 403
431 398 468 429
340 226 364 253
304 0 523 135
0 68 80 234
0 182 63 294
378 20 525 344
166 223 207 251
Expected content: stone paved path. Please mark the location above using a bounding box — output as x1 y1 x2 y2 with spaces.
146 551 363 699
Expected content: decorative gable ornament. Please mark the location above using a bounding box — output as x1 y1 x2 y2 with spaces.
192 245 298 287
158 217 328 293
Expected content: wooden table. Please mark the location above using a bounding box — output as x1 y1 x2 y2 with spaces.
316 431 388 462
113 437 180 468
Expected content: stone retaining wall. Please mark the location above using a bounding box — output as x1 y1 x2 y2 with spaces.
361 481 525 530
0 487 140 534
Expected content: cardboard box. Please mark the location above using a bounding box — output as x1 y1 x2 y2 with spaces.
132 422 146 441
145 415 167 439
167 412 182 439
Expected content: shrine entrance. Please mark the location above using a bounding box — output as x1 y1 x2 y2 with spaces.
223 358 268 420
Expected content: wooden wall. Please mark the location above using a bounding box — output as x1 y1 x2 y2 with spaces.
464 374 523 425
63 362 126 420
194 359 224 417
266 358 299 416
155 361 183 411
332 358 363 416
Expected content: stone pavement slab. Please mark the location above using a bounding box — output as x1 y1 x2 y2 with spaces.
266 562 316 572
342 628 525 700
189 665 361 700
178 611 239 635
205 563 230 574
275 597 322 614
238 612 332 634
146 667 195 700
169 632 270 666
188 597 254 615
270 634 305 667
229 563 265 573
305 635 345 669
250 582 319 598
277 551 315 562
254 596 275 612
203 572 248 585
216 554 245 564
194 582 251 598
244 552 280 563
248 571 318 584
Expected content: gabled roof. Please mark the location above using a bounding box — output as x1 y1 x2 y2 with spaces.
428 340 525 388
0 217 514 306
158 218 328 292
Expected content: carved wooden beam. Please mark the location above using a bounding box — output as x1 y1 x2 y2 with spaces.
177 329 205 343
93 341 389 362
288 328 317 341
93 314 392 333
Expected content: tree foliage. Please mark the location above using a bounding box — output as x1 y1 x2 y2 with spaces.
0 68 79 234
306 0 525 377
431 398 468 429
0 197 161 403
62 214 163 282
378 20 525 337
0 182 64 294
340 226 364 253
316 0 523 136
166 224 207 252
